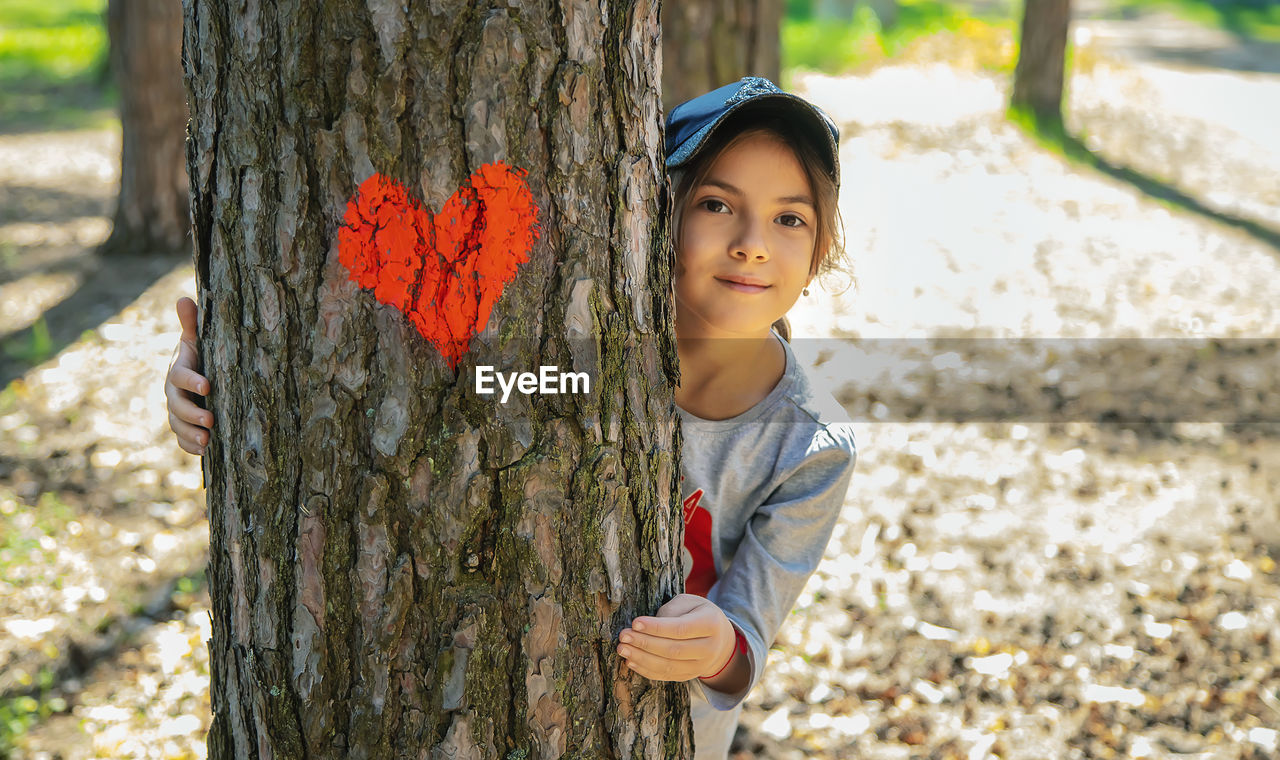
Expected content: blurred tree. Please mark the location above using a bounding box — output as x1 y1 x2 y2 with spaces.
864 0 900 29
816 0 858 16
663 0 782 106
183 1 688 758
816 0 898 29
99 0 189 258
1011 0 1073 127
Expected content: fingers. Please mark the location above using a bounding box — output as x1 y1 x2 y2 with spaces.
619 628 707 663
169 412 210 455
165 368 212 423
165 367 213 457
176 297 199 344
166 393 211 440
169 299 205 394
632 601 711 637
617 635 707 682
621 597 736 681
654 593 707 620
169 297 209 457
168 363 210 399
618 649 671 681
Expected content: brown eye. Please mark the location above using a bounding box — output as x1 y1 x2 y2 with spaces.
778 213 805 228
701 199 729 213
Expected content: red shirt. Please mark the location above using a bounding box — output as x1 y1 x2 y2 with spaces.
682 486 717 597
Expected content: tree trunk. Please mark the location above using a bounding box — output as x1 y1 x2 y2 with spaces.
661 0 782 107
182 2 689 758
815 0 856 19
100 0 189 258
860 0 898 29
1011 0 1073 124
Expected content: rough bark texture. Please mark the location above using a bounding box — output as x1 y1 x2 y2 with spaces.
660 0 781 107
181 1 689 758
1011 0 1073 123
100 0 190 257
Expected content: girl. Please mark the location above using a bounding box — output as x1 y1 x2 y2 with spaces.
165 76 858 759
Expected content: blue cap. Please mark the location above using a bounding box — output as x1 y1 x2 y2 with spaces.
664 76 841 187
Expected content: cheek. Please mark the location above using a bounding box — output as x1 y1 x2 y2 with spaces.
673 255 689 292
674 235 700 281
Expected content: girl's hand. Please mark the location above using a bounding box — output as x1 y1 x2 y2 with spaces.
165 297 213 455
617 594 737 682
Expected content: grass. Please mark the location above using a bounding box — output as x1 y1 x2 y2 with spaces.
1 317 53 367
0 490 72 757
0 0 115 133
0 487 71 760
0 668 65 759
0 491 71 583
781 0 1018 79
1116 0 1280 42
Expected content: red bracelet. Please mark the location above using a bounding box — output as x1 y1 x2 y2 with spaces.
699 628 748 681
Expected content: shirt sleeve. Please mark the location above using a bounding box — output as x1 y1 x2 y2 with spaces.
695 421 858 711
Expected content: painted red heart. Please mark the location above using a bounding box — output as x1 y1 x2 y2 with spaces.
337 162 540 369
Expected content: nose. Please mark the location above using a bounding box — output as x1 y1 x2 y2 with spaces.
730 212 769 262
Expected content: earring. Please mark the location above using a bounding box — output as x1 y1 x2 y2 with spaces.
803 287 810 296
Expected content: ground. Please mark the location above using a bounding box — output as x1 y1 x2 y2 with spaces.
1 6 1278 760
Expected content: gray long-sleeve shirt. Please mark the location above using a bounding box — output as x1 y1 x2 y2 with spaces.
679 333 859 759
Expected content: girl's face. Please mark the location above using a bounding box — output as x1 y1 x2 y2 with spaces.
674 132 817 339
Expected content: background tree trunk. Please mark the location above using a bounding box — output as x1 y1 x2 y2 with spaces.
661 0 782 107
860 0 899 29
1011 0 1073 124
182 2 689 758
100 0 189 258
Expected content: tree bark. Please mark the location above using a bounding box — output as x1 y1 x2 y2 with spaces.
1011 0 1073 124
182 2 689 758
661 0 782 107
100 0 189 257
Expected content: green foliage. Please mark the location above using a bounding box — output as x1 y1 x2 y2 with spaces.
0 0 114 132
0 384 16 415
0 242 17 271
783 6 885 75
1007 103 1075 156
1 317 53 367
0 0 107 82
0 0 104 29
174 567 207 597
0 491 70 584
0 668 65 756
1117 0 1280 41
782 0 1015 77
884 0 973 54
33 491 73 532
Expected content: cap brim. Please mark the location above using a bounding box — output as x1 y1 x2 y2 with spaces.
665 94 840 186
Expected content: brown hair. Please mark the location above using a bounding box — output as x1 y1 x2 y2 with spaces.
667 109 847 341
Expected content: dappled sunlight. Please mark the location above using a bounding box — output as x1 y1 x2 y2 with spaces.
0 117 208 757
799 65 1006 127
789 59 1280 342
2 4 1279 759
0 269 80 337
0 217 111 249
7 265 201 465
0 127 118 186
740 25 1280 760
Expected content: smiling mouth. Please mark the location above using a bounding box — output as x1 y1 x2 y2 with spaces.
716 277 770 293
